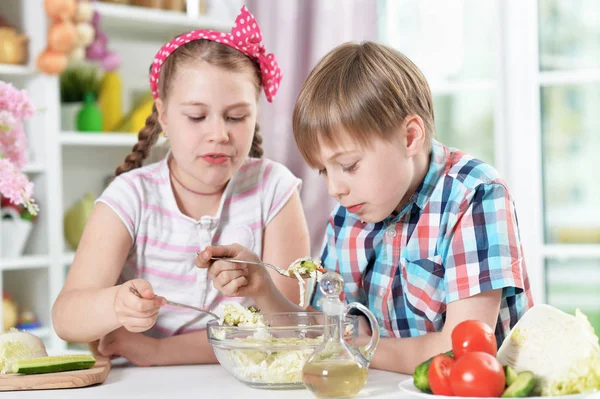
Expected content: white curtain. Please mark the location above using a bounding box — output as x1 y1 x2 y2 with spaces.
245 0 379 256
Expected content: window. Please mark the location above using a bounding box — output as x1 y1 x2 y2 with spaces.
538 0 600 333
381 0 499 165
381 0 600 333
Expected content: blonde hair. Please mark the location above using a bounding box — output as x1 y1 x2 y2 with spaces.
115 39 264 176
292 41 434 168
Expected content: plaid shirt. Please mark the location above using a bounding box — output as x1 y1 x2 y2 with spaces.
311 140 533 345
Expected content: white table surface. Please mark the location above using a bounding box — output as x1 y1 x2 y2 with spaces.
10 361 414 398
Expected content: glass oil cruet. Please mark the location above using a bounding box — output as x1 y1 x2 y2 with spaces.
302 272 380 398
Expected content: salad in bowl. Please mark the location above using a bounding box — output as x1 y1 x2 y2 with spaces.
208 303 357 389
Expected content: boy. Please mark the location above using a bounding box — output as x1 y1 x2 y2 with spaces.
196 41 533 374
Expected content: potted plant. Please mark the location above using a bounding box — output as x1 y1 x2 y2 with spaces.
1 198 37 258
0 80 38 259
59 65 101 131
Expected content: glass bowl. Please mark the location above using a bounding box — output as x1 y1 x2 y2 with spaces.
207 312 358 389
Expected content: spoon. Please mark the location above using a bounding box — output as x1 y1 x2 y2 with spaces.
210 257 317 279
129 286 219 320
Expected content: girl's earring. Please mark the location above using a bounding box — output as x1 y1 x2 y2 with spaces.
163 131 168 139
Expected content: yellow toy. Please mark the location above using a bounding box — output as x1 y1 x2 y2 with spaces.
98 69 123 132
2 292 18 331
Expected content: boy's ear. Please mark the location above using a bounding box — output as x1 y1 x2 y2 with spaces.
404 114 426 157
155 98 167 132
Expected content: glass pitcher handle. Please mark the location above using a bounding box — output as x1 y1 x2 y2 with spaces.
344 302 380 362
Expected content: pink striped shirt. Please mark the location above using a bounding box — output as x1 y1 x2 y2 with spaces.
96 156 301 337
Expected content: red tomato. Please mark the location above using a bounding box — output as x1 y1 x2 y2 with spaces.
451 320 497 359
428 354 455 396
449 352 505 397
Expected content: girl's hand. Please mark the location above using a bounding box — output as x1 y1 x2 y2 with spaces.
113 279 165 333
195 244 274 298
98 327 159 367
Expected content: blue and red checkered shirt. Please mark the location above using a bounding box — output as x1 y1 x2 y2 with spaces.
311 140 533 345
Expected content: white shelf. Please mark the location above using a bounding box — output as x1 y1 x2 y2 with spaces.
0 255 50 270
96 2 232 41
62 252 75 265
0 64 35 76
60 131 167 147
61 131 139 146
22 162 45 173
542 244 600 259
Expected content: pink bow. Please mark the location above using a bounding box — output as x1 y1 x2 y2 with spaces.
149 6 282 102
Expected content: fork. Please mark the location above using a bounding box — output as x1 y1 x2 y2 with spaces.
129 286 219 320
209 257 307 278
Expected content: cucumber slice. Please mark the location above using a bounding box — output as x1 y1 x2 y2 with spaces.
501 371 536 397
504 365 519 386
12 354 96 375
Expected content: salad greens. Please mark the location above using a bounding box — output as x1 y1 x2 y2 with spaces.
287 257 325 308
221 303 264 327
227 336 322 384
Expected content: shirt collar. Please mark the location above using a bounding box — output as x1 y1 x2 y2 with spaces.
412 139 448 210
382 139 448 224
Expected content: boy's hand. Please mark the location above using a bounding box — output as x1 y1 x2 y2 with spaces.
113 279 165 333
351 314 374 347
358 314 373 337
196 244 274 298
98 327 159 367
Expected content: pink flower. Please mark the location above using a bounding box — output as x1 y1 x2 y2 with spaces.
0 110 16 130
0 120 27 168
0 80 38 215
0 158 37 215
0 82 36 119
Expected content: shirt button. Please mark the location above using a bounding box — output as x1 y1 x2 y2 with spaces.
386 227 396 238
378 287 386 297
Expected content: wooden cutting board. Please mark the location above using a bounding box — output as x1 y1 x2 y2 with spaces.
0 356 110 391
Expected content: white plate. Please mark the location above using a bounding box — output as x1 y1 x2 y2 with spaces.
397 378 595 399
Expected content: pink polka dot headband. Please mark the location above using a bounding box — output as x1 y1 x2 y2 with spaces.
149 6 282 102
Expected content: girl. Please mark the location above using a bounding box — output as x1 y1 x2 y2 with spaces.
52 7 310 367
196 41 533 374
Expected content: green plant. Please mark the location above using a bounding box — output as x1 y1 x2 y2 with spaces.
60 66 101 103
